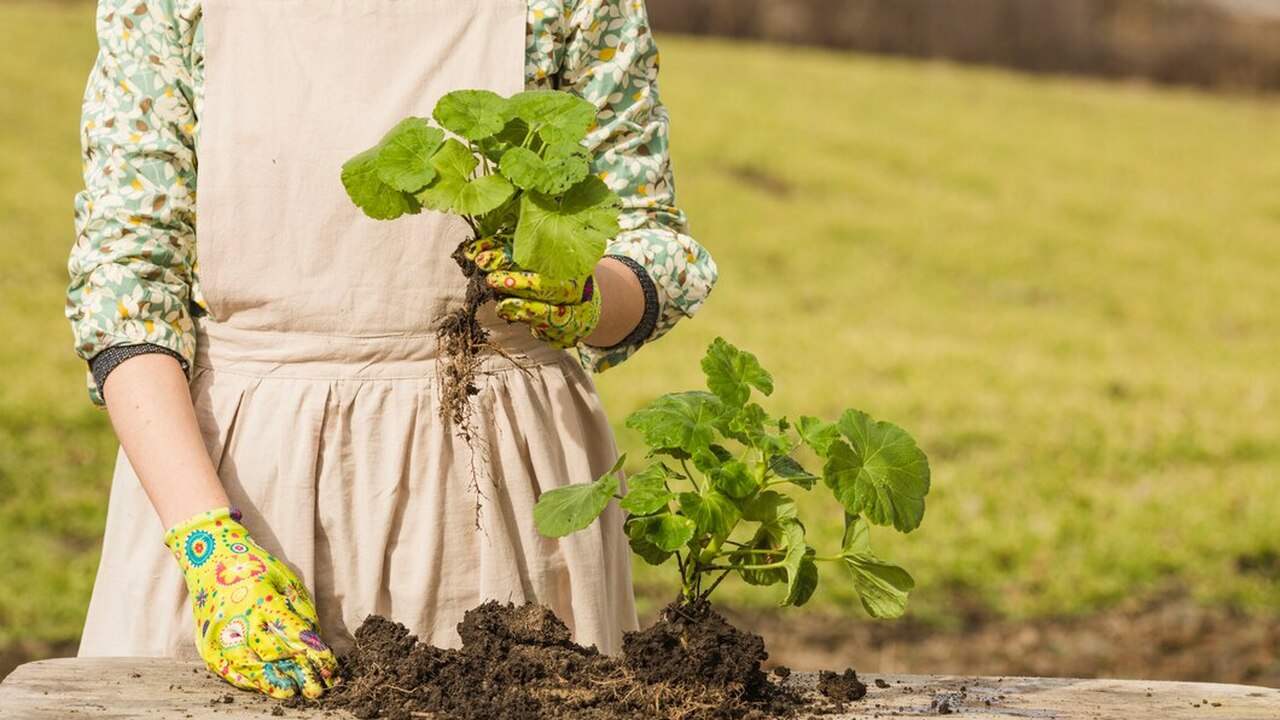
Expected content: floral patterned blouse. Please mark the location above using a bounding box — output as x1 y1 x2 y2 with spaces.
66 0 717 409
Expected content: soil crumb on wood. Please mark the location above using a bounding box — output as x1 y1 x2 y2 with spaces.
928 690 965 714
817 668 867 702
294 599 812 720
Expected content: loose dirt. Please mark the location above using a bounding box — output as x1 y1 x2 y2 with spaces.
293 599 847 720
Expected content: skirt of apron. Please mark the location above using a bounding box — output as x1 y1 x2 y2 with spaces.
76 312 639 658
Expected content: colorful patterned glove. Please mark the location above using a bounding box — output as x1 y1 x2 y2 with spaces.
163 507 339 699
464 237 602 349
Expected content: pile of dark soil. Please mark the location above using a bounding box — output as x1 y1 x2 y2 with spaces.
292 598 855 720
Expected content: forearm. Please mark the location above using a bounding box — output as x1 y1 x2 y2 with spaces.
101 353 229 530
582 256 644 348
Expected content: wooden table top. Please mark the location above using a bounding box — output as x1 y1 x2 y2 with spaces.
2 657 1277 719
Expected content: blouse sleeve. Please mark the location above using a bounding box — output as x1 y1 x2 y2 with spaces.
66 0 200 408
557 0 718 372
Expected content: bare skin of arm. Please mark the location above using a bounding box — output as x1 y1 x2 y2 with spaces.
582 255 644 349
101 353 230 530
103 254 638 531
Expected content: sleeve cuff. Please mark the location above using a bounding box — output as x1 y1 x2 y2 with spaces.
89 343 191 404
590 253 662 353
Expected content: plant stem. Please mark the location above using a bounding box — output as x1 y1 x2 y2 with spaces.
762 476 806 489
713 559 787 571
699 568 734 601
679 458 701 494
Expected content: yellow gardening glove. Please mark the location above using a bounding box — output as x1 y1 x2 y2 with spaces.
163 507 339 699
464 237 602 349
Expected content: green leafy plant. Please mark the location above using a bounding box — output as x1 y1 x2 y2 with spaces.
340 89 621 424
533 338 932 618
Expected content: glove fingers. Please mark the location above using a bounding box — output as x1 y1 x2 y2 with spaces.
263 608 341 690
260 657 317 698
277 576 322 631
463 237 512 267
486 271 584 304
216 644 287 699
494 296 547 326
220 643 315 699
248 614 297 664
227 649 334 701
472 248 518 273
292 655 336 699
496 298 578 349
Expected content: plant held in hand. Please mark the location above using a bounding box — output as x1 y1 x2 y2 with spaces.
533 338 931 618
340 89 622 426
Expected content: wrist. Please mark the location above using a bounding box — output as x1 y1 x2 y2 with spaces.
585 254 659 350
163 505 246 569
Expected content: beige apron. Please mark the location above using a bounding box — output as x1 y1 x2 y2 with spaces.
77 0 638 659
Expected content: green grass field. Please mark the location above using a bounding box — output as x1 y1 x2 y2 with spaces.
2 0 1278 655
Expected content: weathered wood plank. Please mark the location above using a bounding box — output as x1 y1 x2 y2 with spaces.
2 658 1277 719
0 658 350 719
795 673 1280 719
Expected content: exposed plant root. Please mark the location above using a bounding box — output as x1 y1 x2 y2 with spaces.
436 239 497 431
435 238 534 530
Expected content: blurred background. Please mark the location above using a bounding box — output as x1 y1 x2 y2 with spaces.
2 0 1277 687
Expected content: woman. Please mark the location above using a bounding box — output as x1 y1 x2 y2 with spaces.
65 0 716 700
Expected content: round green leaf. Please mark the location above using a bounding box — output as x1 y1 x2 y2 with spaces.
691 445 734 474
373 117 445 192
842 555 914 618
509 89 596 145
624 391 724 458
512 175 619 281
341 146 421 220
822 410 931 533
620 465 673 515
677 490 740 539
701 337 773 407
710 459 758 500
768 455 819 490
779 520 817 606
642 513 697 553
453 173 515 216
432 89 509 141
499 145 590 194
839 515 914 617
625 516 675 566
415 139 514 216
796 416 839 456
740 490 797 524
532 473 619 538
734 525 787 586
782 548 819 607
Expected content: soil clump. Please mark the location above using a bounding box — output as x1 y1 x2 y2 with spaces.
297 598 816 720
816 668 866 702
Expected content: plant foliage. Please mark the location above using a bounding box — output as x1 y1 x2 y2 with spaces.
341 89 621 282
533 338 932 618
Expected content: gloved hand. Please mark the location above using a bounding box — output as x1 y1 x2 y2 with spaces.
163 507 339 699
464 237 602 349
